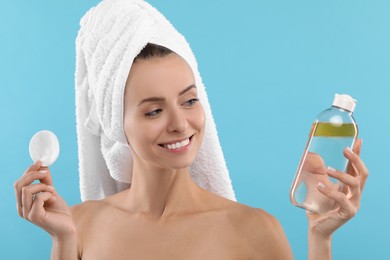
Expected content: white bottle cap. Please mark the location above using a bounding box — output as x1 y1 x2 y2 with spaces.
332 94 357 112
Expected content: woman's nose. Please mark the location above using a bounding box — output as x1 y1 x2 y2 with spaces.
167 109 188 133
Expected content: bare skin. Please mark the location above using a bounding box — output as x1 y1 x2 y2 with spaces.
72 180 292 259
14 53 368 259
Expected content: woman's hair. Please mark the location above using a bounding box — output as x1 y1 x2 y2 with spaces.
134 43 173 62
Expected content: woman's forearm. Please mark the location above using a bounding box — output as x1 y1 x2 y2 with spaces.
308 232 332 260
51 232 78 260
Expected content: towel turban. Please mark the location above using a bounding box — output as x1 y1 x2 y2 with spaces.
75 0 236 201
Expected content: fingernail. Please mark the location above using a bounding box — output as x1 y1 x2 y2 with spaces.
346 147 354 154
39 170 48 174
327 166 336 174
318 182 326 189
47 185 55 190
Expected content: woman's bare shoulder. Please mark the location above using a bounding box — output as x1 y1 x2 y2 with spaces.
207 193 278 223
70 200 106 226
214 197 293 259
71 200 104 215
70 190 127 219
219 199 282 231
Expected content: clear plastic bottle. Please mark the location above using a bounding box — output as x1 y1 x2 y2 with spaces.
290 94 358 214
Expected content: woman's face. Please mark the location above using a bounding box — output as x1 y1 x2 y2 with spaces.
124 53 205 170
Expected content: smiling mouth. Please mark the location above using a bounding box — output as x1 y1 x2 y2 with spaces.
158 135 194 150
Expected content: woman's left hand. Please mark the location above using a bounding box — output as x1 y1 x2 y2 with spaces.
306 138 369 239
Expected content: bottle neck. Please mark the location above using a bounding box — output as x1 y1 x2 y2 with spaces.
331 105 353 115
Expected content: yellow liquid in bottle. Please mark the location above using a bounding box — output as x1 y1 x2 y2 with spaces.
311 122 358 137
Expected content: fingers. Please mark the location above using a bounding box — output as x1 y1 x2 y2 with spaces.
326 167 361 206
29 191 56 226
38 166 54 187
319 161 366 219
14 162 55 218
317 183 357 220
24 160 42 173
344 139 369 190
21 183 56 219
15 172 49 217
302 152 327 175
24 160 54 186
352 138 362 156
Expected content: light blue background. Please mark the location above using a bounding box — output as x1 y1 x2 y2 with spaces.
1 0 389 259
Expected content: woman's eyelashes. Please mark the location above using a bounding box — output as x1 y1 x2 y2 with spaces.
145 108 162 118
183 98 199 107
143 98 199 118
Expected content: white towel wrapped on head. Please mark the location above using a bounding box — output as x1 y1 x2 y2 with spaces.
75 0 236 202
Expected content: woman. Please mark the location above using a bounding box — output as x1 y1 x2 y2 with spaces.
14 1 368 259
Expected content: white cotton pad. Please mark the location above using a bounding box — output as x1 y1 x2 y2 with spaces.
29 130 60 167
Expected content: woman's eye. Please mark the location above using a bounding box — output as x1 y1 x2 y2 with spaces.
145 109 162 118
184 98 199 107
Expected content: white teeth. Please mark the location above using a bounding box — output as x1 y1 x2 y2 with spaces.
164 138 190 150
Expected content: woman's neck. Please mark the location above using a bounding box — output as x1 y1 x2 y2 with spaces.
123 160 204 219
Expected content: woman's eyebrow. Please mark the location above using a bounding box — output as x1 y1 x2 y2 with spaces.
178 84 196 96
138 96 165 106
138 84 196 106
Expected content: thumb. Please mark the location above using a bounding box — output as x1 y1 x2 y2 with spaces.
38 165 54 187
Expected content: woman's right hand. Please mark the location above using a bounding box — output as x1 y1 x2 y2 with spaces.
14 160 76 240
